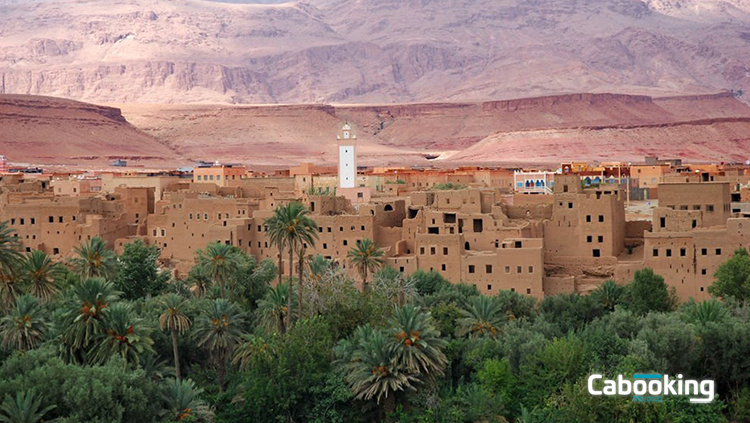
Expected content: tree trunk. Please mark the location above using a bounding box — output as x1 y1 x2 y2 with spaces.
298 247 305 320
277 245 283 286
398 279 405 306
171 329 181 381
287 244 294 329
218 274 226 299
383 394 396 418
218 352 226 391
362 268 368 295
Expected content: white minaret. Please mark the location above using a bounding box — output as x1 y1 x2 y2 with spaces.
337 123 357 189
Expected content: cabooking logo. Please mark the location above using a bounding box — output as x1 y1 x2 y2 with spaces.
587 374 715 403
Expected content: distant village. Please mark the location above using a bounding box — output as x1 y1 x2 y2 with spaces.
2 124 750 302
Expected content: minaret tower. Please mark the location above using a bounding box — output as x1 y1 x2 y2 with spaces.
337 123 357 189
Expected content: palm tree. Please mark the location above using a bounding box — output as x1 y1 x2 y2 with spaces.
159 294 192 380
0 268 21 313
456 296 504 338
0 390 55 423
0 222 21 312
256 282 292 334
0 222 21 272
162 378 213 422
297 245 307 319
591 279 624 311
70 237 118 280
0 295 49 351
188 270 212 298
373 266 416 306
305 254 333 314
347 238 385 294
194 299 247 390
20 250 63 303
683 299 729 326
196 242 241 299
264 202 318 328
390 305 448 385
59 277 120 361
140 353 171 382
90 302 154 366
307 254 333 288
263 216 285 288
337 326 418 415
232 334 272 371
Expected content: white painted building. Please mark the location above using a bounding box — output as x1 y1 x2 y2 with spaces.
337 123 357 189
513 170 558 194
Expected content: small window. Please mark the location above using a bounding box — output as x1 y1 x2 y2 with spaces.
526 288 531 294
568 202 573 209
486 265 493 274
598 215 604 222
706 205 714 213
666 249 672 257
487 284 492 291
653 248 659 257
441 264 446 271
680 248 686 257
587 235 593 243
701 269 707 275
443 247 448 255
598 235 603 243
528 266 533 273
53 247 60 255
593 249 601 257
505 266 510 273
716 248 722 255
701 248 707 256
468 265 475 274
586 215 591 222
517 266 522 273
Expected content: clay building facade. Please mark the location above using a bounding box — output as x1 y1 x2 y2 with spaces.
4 161 750 303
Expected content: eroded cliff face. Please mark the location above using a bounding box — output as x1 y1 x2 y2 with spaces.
115 91 750 166
1 0 750 104
0 95 183 166
2 91 750 168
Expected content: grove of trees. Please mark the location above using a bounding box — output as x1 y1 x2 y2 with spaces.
0 207 749 423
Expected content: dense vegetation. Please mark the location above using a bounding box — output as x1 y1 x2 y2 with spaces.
0 203 749 423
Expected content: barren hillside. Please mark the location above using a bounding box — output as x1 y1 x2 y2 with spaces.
117 91 750 166
0 94 184 167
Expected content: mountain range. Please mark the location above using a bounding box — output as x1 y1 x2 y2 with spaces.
2 0 750 104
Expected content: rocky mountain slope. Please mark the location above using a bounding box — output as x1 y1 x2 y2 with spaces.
1 0 750 104
2 92 749 168
116 91 750 166
0 94 183 167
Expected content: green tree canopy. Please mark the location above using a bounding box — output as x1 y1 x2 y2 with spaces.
709 248 750 301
